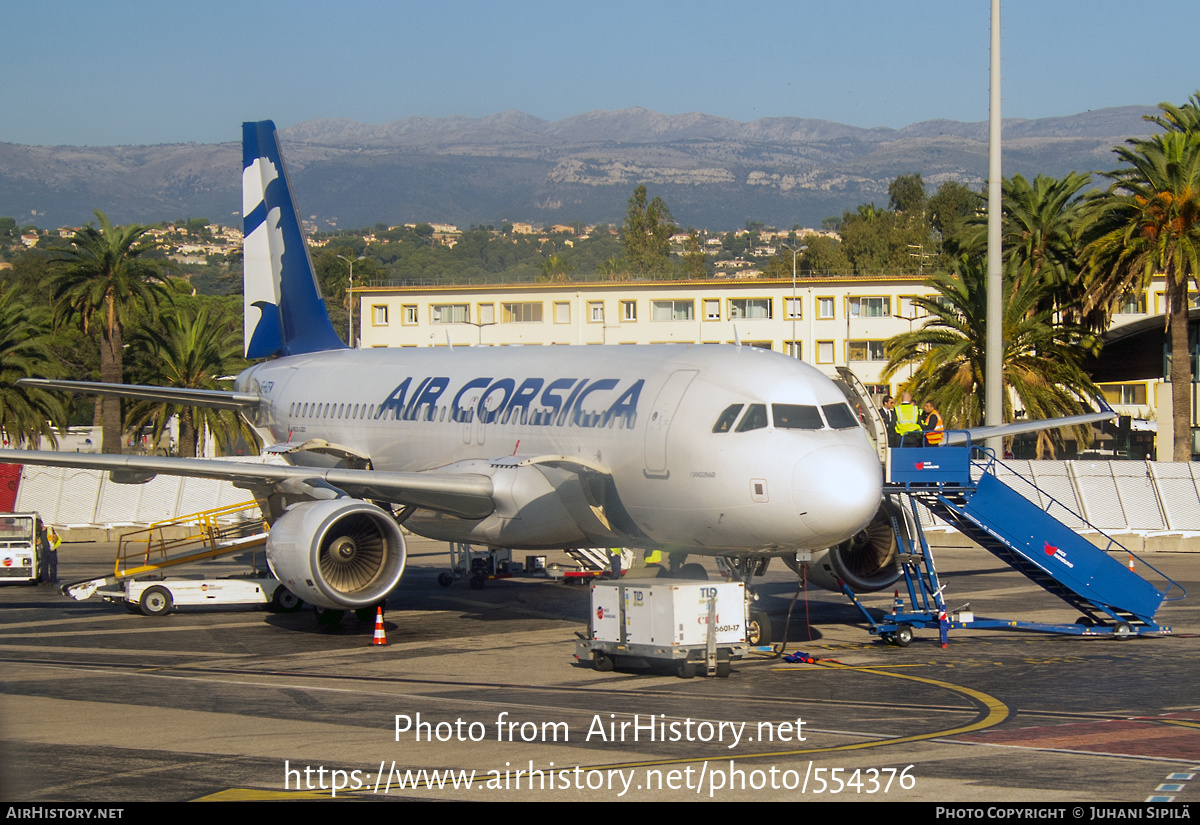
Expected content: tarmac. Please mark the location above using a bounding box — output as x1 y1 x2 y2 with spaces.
0 533 1198 803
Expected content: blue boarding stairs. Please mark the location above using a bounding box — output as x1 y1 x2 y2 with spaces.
847 438 1186 645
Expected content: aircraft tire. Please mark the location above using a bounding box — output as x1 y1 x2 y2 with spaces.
139 586 173 617
678 563 708 581
747 611 772 646
437 572 454 587
314 606 345 627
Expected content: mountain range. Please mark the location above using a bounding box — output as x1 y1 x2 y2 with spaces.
0 105 1161 231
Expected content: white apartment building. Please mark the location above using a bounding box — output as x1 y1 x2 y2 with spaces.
357 274 942 399
355 274 1192 457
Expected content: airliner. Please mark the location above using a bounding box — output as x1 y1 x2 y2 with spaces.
1 122 1111 642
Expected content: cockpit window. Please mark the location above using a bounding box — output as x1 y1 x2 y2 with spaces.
772 404 824 430
735 404 768 432
822 403 860 430
712 404 744 433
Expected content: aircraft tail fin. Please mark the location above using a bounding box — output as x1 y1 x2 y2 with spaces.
242 121 346 359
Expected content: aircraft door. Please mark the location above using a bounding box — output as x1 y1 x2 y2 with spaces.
643 369 698 478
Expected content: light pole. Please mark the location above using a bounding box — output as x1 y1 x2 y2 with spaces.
778 243 808 356
337 253 366 347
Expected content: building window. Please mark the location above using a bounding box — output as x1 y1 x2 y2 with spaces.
728 298 772 320
651 300 694 321
703 299 720 321
817 297 835 319
372 305 389 326
847 340 888 361
1101 383 1148 405
1116 292 1146 315
402 305 418 325
785 297 802 319
588 301 604 322
621 300 637 322
817 340 835 364
784 341 802 359
554 302 571 323
849 296 890 318
502 302 543 323
479 303 495 324
431 304 468 324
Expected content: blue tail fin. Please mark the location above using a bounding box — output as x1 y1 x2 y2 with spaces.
242 121 346 359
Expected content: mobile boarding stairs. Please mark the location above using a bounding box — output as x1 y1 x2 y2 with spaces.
60 501 268 602
849 439 1186 643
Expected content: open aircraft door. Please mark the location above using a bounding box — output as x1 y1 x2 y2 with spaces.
835 366 887 463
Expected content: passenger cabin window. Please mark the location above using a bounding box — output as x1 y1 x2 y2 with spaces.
735 404 768 432
822 403 860 429
772 404 824 430
712 404 744 433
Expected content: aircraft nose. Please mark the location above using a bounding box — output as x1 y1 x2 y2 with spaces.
792 443 882 545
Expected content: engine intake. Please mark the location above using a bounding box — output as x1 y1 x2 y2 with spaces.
802 496 907 593
266 499 406 610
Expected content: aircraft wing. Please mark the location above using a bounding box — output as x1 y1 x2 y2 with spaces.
0 450 495 519
943 398 1116 447
16 378 260 412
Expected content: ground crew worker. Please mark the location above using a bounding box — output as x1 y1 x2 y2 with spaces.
922 401 944 446
46 524 61 584
895 392 922 446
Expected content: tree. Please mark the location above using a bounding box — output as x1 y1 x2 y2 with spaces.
681 231 706 279
622 185 675 277
927 180 983 247
882 256 1101 458
888 173 927 215
0 288 68 447
540 253 574 282
50 211 171 453
956 173 1092 318
125 304 259 458
1082 128 1200 460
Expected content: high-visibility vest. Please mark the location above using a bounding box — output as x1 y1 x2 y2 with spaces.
923 410 944 445
895 403 921 434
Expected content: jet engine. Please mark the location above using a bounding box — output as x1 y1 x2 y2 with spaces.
266 499 406 610
799 496 909 593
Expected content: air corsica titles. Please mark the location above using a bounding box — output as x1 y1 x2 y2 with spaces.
374 375 645 428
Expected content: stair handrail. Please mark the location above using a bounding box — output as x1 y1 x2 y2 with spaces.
966 450 1186 603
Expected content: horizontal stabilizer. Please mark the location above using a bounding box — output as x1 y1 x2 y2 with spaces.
16 378 260 411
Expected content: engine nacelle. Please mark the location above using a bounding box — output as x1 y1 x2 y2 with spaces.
266 499 406 610
801 497 908 593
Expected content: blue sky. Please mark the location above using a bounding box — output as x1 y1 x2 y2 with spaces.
3 0 1197 146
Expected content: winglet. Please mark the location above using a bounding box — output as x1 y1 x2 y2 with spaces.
242 121 346 359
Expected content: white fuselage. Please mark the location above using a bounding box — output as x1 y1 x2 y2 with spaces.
237 343 882 556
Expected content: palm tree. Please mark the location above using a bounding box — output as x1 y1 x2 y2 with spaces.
0 289 68 447
50 211 171 453
882 256 1102 458
1082 129 1200 461
954 172 1091 319
125 304 260 458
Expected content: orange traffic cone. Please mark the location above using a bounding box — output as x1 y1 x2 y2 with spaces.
372 606 387 645
1127 554 1136 572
